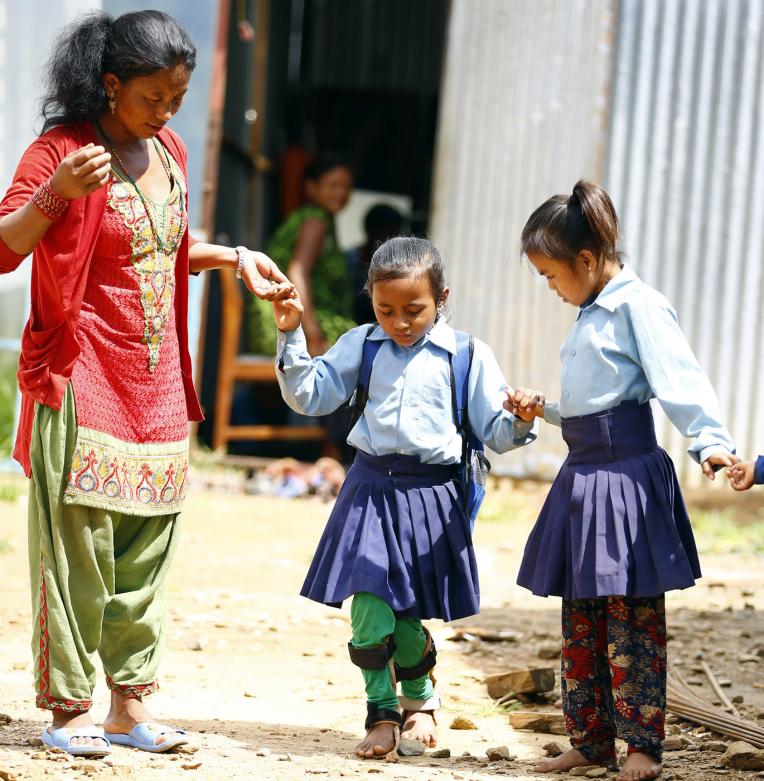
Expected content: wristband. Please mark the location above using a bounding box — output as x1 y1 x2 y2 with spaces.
234 246 248 279
31 180 68 221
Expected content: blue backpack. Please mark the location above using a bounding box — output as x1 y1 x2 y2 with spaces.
348 326 490 529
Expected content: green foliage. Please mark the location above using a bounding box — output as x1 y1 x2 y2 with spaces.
0 482 21 503
691 508 764 555
0 359 17 458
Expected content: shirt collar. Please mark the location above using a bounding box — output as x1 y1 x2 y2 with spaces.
367 316 457 355
581 263 639 314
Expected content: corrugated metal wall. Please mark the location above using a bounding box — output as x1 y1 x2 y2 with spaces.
432 0 764 484
430 0 617 477
606 0 764 482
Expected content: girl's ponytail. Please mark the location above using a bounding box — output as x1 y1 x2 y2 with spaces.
521 179 622 269
40 11 113 133
568 181 620 267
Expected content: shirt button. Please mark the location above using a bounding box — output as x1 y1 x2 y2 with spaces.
571 350 577 357
564 392 570 399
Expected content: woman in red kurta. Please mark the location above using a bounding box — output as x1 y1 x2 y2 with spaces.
0 10 293 757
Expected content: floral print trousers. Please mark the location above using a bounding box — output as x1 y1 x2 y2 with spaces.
561 596 666 764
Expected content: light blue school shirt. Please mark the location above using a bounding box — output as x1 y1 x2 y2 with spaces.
542 264 735 464
276 318 536 464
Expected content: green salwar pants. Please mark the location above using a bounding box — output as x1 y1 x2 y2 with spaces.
28 392 180 712
350 592 436 713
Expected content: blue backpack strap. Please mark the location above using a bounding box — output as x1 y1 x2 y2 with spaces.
450 330 474 439
347 324 382 429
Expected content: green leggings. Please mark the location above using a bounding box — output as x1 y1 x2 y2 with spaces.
350 592 435 712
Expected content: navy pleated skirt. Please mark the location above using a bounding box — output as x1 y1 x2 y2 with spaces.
300 451 480 622
517 401 701 600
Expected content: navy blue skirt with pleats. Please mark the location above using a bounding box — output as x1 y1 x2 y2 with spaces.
517 401 701 600
300 451 480 622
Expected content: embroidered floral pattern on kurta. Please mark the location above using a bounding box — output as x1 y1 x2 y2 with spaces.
65 150 191 516
107 161 185 373
67 428 189 515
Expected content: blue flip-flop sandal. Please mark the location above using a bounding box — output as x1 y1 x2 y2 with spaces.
41 725 112 757
104 722 188 753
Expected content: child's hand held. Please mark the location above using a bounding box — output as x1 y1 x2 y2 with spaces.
504 386 545 421
726 461 755 491
272 293 304 333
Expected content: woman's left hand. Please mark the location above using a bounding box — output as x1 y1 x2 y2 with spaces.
701 452 740 481
240 250 296 301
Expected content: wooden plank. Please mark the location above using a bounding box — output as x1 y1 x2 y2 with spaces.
222 425 326 441
485 667 555 699
509 711 566 735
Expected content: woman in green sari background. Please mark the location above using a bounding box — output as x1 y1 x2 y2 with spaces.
248 153 356 357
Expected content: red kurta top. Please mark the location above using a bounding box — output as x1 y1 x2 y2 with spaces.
0 121 203 477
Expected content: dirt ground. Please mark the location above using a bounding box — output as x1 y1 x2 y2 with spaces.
1 476 763 781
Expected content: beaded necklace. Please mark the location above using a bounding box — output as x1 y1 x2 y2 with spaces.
95 120 184 254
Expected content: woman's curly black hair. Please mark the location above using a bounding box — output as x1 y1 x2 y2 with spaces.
40 9 196 134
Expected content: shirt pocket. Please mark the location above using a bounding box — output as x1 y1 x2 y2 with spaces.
415 379 453 433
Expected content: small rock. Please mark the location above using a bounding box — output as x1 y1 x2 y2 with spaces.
383 750 398 763
186 638 205 652
256 747 271 756
485 745 513 761
455 751 477 762
276 754 292 761
177 745 199 755
12 662 26 671
398 738 426 756
449 715 478 730
0 769 19 781
0 714 13 726
739 654 760 664
569 768 590 777
80 764 99 775
27 737 43 746
430 747 451 758
705 741 727 752
537 642 561 659
181 762 202 770
662 736 685 751
543 741 565 757
721 741 764 770
586 769 608 778
732 695 744 704
243 692 257 698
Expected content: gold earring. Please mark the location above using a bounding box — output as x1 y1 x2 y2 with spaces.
109 94 117 114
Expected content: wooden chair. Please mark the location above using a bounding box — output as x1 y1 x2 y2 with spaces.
212 268 326 451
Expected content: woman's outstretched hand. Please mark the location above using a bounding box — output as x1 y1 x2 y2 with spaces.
50 144 112 200
701 452 739 481
240 250 296 301
504 386 545 422
273 290 304 333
